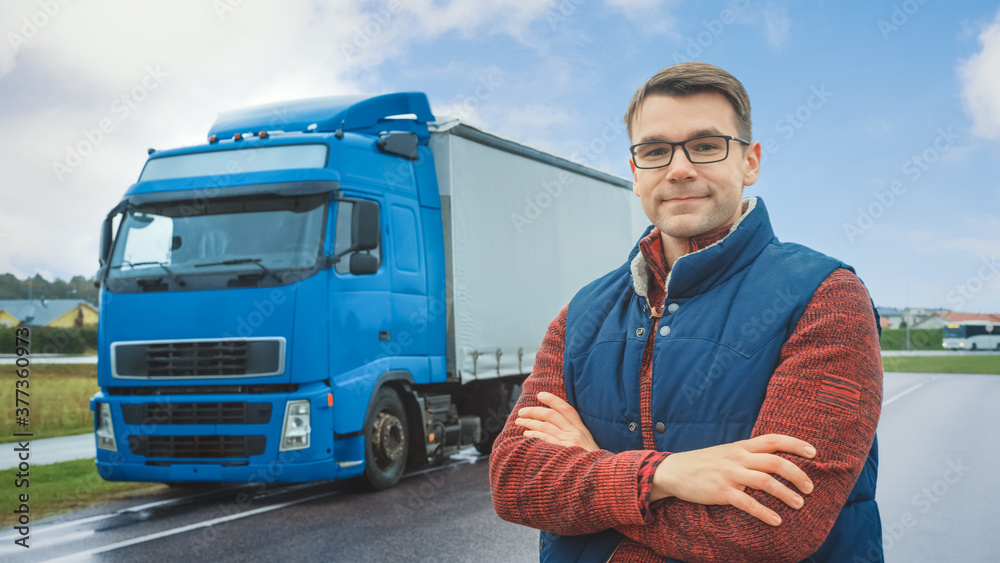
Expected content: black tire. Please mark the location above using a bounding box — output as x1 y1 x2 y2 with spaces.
363 386 409 490
474 380 522 456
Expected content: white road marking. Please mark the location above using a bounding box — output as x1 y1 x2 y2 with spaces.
0 485 243 541
40 490 339 562
883 382 925 407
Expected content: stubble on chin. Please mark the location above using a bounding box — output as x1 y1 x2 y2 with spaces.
653 209 723 240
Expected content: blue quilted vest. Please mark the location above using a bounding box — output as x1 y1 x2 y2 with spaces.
541 198 882 563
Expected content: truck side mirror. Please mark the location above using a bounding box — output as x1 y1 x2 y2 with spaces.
352 200 380 251
95 214 116 288
376 131 419 160
349 253 379 275
99 215 113 267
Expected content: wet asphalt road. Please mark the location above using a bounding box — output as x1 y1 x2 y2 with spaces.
1 451 539 563
875 371 1000 562
2 371 998 562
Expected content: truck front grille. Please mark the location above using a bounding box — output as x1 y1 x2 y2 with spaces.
128 435 266 458
112 338 284 379
147 341 248 376
121 402 272 425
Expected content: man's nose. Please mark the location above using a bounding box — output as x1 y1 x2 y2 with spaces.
663 148 698 182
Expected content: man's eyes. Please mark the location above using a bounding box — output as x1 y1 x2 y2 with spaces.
690 141 723 152
643 146 671 156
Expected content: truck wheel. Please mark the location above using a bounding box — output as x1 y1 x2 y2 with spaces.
364 386 409 490
474 381 522 456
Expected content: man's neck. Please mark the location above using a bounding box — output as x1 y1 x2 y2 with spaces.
659 236 689 270
657 202 749 270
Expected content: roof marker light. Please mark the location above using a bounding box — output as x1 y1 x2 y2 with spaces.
208 135 218 143
234 133 243 141
258 131 269 139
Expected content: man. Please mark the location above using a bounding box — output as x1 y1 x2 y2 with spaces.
489 62 883 562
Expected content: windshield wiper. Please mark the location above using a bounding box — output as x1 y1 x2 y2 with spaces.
114 261 187 287
194 258 283 283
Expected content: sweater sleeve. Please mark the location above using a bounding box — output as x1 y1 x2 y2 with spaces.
612 268 883 562
489 305 663 534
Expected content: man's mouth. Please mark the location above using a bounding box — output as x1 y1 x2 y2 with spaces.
664 195 707 203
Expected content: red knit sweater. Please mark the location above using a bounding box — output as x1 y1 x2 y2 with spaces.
489 225 883 562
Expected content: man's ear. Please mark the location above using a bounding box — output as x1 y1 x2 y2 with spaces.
630 158 639 196
742 141 761 187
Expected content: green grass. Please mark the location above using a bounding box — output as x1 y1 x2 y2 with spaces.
880 328 942 351
1 364 98 443
881 354 1000 375
1 458 165 527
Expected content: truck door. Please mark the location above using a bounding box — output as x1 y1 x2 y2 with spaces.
388 198 430 383
328 197 391 380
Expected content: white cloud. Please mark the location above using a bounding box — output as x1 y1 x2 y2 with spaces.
958 8 1000 140
0 0 562 281
400 0 556 42
604 0 681 36
763 2 791 48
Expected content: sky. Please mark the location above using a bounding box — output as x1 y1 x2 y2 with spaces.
1 0 999 313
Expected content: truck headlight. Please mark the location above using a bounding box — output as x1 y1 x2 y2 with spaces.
280 400 311 451
96 403 117 451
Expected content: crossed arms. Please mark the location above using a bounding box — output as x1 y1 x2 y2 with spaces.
489 269 882 562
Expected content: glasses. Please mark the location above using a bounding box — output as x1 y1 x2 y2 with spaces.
630 135 750 169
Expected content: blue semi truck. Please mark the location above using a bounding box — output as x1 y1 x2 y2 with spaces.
91 92 645 489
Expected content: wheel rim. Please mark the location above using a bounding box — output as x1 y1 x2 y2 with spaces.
372 411 405 468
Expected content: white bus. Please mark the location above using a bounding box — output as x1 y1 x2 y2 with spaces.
942 321 1000 351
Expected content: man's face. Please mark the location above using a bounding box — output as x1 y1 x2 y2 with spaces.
629 92 760 242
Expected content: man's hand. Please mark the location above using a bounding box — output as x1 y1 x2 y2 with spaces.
651 434 816 526
515 392 599 452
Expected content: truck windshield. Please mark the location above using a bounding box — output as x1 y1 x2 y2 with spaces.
107 193 327 285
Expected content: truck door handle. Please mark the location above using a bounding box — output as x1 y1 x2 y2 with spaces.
379 331 391 341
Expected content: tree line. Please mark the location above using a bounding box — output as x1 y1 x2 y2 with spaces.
0 273 99 305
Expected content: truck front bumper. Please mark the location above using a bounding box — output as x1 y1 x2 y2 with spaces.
91 382 367 483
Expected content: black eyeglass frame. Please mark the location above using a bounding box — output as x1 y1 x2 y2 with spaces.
629 135 751 169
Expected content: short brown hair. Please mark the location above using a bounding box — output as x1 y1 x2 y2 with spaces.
624 62 752 142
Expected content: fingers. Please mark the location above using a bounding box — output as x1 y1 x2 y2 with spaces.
729 490 784 527
536 392 588 425
514 413 562 435
748 451 814 495
514 393 579 438
743 436 816 497
515 406 575 442
515 407 572 433
514 416 578 448
515 392 598 452
744 433 816 460
742 466 806 511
